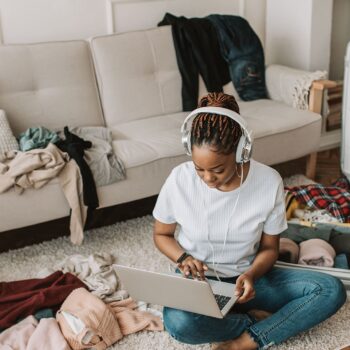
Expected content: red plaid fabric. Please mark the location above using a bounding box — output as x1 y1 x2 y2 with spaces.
285 177 350 223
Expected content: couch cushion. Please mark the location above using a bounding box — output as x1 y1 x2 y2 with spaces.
0 100 321 232
0 41 104 135
110 99 321 168
110 112 186 168
239 99 321 138
0 155 188 232
90 26 182 126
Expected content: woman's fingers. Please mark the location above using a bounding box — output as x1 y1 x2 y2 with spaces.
235 274 256 303
192 260 206 280
234 276 244 297
179 258 207 280
238 288 255 303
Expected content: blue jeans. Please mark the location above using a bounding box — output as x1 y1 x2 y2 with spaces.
163 267 347 349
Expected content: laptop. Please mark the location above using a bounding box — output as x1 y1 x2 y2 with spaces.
114 265 238 318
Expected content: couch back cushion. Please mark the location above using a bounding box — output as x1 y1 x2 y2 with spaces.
90 26 182 126
0 41 104 135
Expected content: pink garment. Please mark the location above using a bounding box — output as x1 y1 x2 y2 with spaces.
279 238 300 263
298 238 336 267
108 297 163 335
57 288 162 350
0 316 36 350
0 316 71 350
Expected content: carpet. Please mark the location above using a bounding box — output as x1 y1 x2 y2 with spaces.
0 175 349 350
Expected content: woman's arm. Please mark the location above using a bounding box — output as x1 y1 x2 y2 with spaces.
153 219 183 262
235 233 280 303
153 219 208 279
245 233 280 281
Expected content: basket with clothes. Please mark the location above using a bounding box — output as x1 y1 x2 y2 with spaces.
275 177 350 291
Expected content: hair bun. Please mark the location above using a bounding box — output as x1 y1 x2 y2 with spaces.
198 92 240 114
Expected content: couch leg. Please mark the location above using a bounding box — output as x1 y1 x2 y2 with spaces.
306 152 317 180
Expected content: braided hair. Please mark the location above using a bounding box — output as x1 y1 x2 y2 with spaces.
191 92 242 155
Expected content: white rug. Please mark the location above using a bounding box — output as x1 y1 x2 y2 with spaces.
1 175 350 350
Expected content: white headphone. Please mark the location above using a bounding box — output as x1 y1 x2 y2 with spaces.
181 106 253 163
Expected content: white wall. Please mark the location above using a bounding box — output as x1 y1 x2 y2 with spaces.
0 0 266 46
266 0 333 72
329 0 350 80
0 0 108 43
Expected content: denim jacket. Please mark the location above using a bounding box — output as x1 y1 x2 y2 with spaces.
208 15 267 101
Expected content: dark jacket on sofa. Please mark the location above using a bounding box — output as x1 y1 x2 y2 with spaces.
208 14 267 101
158 13 231 111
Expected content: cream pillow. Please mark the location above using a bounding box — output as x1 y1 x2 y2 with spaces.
0 109 19 159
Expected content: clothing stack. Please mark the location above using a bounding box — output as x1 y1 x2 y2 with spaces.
0 254 163 350
0 126 126 245
280 179 350 270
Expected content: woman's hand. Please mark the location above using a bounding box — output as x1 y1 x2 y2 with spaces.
234 273 256 303
177 256 208 280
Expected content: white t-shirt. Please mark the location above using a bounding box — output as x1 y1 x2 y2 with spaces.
153 159 287 277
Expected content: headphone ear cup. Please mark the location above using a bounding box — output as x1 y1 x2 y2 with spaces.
182 130 191 155
235 135 246 163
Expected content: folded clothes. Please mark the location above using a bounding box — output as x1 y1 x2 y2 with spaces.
298 238 336 267
280 223 334 243
329 233 350 255
278 238 299 263
334 254 350 270
293 208 341 224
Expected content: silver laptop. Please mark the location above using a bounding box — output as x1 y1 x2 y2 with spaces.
114 265 238 318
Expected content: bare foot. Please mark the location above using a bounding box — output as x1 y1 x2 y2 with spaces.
211 332 258 350
247 309 273 322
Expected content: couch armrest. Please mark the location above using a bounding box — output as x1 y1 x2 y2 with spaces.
265 64 327 109
309 79 337 113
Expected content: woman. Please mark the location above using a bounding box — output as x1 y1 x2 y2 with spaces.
153 92 346 350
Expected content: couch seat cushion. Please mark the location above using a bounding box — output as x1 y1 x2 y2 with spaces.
239 99 321 138
110 99 321 169
111 112 187 168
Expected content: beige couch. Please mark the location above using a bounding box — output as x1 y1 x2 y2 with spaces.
0 26 323 249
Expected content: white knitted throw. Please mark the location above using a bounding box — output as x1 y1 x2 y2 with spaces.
292 70 327 110
0 110 19 160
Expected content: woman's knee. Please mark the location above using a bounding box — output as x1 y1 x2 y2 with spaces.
309 272 347 312
163 307 201 344
322 274 347 310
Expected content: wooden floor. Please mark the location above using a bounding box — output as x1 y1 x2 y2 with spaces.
272 147 342 186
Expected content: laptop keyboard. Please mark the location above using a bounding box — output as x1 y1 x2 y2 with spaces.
214 294 231 310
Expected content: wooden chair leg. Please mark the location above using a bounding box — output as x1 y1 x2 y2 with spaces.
306 152 317 180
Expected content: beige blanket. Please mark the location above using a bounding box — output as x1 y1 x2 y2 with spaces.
0 143 87 245
0 143 68 193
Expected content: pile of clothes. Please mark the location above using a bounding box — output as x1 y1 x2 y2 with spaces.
279 177 350 269
0 254 163 350
0 126 126 245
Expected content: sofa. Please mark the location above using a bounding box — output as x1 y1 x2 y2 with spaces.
0 25 324 251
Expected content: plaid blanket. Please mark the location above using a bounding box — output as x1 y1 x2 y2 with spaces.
285 177 350 223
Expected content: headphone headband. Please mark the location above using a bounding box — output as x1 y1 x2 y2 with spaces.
181 106 251 141
181 106 253 162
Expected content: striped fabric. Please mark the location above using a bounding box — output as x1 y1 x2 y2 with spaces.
153 159 287 277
